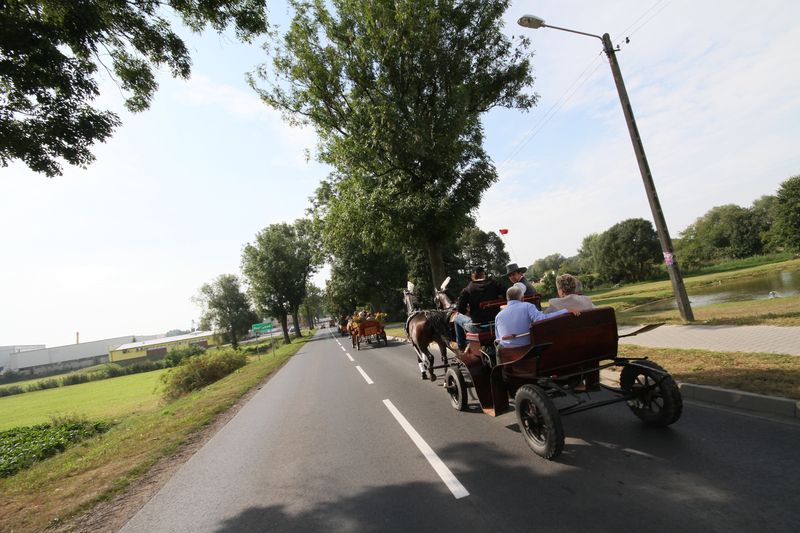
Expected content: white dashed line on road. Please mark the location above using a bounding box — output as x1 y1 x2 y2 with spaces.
345 352 355 362
382 399 469 499
355 366 374 384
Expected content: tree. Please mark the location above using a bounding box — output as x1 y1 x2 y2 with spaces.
456 226 510 279
326 245 408 318
773 175 800 252
253 0 535 289
300 283 325 328
577 233 602 276
677 204 763 264
528 253 566 282
194 274 258 350
241 219 320 344
1 0 268 176
596 218 661 283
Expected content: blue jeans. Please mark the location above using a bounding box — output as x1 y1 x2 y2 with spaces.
454 313 480 350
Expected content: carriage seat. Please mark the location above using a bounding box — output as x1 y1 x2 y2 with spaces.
466 324 495 344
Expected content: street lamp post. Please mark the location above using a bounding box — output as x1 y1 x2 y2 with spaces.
518 15 694 321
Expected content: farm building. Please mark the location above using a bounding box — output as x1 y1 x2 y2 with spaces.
110 331 217 362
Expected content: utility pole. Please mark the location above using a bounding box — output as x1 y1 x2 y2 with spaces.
601 33 694 321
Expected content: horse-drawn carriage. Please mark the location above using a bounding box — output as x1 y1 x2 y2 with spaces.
350 318 389 350
443 305 681 459
403 278 682 460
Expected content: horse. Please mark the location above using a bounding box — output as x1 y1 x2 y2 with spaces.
403 283 452 381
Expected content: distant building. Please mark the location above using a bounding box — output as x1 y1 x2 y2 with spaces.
110 331 217 363
4 336 158 377
0 345 45 372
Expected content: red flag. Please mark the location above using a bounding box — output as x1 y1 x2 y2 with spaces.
499 228 509 235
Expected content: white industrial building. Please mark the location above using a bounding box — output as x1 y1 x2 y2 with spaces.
2 335 159 377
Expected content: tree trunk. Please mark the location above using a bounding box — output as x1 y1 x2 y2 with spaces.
279 313 291 344
229 327 239 350
425 238 446 296
292 308 303 337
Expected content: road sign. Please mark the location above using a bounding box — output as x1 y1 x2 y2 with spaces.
251 323 273 332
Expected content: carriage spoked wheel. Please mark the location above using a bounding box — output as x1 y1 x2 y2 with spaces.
445 367 468 411
620 360 682 426
514 384 564 460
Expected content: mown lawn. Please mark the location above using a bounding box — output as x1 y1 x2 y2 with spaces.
0 370 168 431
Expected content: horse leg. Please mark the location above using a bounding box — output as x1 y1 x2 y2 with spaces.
420 344 437 382
411 343 428 380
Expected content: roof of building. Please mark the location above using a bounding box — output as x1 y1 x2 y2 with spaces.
114 331 214 352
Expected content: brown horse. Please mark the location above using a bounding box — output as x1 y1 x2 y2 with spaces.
403 283 452 381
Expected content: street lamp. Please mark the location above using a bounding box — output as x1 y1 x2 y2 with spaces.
518 14 694 321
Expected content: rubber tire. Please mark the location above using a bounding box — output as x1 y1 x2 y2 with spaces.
515 384 564 460
620 360 683 427
445 367 469 411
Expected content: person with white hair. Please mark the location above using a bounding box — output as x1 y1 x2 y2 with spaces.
545 273 595 314
495 283 581 349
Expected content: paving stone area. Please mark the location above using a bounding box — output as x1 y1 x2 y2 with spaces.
619 324 800 356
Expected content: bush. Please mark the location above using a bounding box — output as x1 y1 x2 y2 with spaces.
161 348 247 400
164 345 206 368
0 385 24 397
26 378 60 392
0 417 111 477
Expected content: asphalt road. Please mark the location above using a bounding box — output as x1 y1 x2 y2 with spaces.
122 329 800 533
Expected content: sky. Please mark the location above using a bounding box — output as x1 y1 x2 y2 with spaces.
2 0 799 348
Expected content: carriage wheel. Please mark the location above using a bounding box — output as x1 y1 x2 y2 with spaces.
620 360 682 427
445 367 468 411
515 385 564 460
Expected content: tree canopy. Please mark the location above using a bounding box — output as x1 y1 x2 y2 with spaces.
1 0 268 176
253 0 535 288
773 175 800 252
194 273 258 349
241 219 319 343
595 218 661 283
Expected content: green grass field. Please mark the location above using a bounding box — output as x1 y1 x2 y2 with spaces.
0 370 167 431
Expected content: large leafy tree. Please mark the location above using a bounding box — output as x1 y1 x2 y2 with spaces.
326 245 408 318
252 0 535 288
676 204 764 266
596 218 661 283
773 175 800 252
527 253 567 282
194 274 258 350
456 226 510 279
1 0 268 176
241 219 320 343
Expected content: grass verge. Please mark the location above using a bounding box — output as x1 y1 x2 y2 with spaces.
0 336 311 533
619 345 800 400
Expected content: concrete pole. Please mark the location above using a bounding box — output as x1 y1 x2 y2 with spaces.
601 33 694 321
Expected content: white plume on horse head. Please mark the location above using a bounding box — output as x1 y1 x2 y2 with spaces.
407 281 415 292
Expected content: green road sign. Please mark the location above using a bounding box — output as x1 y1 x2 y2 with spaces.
251 323 274 332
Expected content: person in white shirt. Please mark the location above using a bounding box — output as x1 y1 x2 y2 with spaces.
545 274 595 314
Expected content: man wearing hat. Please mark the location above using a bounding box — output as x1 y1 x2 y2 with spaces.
506 262 539 300
454 265 505 351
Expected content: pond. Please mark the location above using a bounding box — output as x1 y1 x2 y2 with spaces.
630 269 800 312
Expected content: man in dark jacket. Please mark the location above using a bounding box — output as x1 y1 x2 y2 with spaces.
505 262 541 310
455 266 505 350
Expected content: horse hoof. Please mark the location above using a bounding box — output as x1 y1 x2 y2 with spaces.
429 373 436 382
421 372 428 380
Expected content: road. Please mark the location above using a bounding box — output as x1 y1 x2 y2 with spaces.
122 329 800 532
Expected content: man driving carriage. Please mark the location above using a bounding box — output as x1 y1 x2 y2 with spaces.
454 265 506 351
